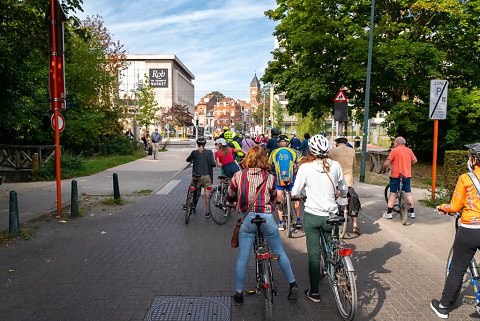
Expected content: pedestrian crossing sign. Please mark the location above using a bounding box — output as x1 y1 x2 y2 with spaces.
334 90 347 102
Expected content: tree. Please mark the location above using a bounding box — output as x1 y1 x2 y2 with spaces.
134 76 160 129
234 122 243 132
208 91 225 101
273 98 284 130
262 0 480 158
162 104 193 127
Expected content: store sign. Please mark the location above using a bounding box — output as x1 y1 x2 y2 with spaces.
149 69 168 88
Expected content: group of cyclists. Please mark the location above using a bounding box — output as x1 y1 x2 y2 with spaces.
183 125 480 319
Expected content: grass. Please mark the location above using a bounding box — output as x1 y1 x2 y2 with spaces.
67 150 146 178
420 189 452 208
135 189 152 194
102 198 126 205
1 229 33 245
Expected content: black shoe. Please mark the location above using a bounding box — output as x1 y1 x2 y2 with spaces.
288 282 299 300
304 289 320 303
233 292 243 305
430 299 448 319
205 212 210 218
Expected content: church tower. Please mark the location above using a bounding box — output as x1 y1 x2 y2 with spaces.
249 74 261 107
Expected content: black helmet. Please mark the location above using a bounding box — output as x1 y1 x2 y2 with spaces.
197 137 206 145
271 127 281 136
335 137 348 144
466 143 480 160
277 134 290 143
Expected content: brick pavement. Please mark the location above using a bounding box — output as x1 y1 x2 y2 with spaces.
0 167 477 321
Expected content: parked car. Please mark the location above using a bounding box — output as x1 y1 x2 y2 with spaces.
204 131 213 140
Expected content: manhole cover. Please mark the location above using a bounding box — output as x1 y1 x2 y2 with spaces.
145 296 230 321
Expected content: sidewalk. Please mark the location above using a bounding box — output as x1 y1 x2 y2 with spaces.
0 143 195 232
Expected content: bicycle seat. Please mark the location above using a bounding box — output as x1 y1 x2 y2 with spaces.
218 175 227 180
327 216 346 225
192 173 201 178
250 215 266 226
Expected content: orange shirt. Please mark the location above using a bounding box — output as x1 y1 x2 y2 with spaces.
439 168 480 225
388 145 416 178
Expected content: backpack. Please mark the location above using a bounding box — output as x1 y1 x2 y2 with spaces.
347 187 362 216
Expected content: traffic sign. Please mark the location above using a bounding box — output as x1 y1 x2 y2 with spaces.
334 90 348 102
429 80 448 120
51 113 65 132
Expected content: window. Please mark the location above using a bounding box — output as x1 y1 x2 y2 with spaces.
204 98 209 103
223 110 226 115
230 110 234 117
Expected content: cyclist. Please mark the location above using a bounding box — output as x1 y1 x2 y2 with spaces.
291 134 348 303
268 134 301 229
329 137 360 235
224 131 244 163
215 138 242 179
217 126 229 140
298 133 310 157
431 143 480 319
266 127 281 156
382 136 417 219
183 137 216 217
226 145 298 305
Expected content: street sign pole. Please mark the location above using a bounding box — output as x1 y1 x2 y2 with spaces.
432 119 439 200
360 0 375 183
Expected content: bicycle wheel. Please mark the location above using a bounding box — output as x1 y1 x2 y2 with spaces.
445 247 463 303
339 206 348 239
209 186 228 225
333 256 357 321
262 260 274 321
185 191 193 224
285 194 292 237
384 184 390 203
399 191 408 225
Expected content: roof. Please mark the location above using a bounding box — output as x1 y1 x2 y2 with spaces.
250 74 260 87
126 54 195 80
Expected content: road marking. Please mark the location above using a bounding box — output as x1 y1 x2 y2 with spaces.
156 180 181 195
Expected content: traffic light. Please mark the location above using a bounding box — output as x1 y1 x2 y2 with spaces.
196 119 199 127
268 120 272 126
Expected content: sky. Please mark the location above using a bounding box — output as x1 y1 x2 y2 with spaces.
76 0 278 104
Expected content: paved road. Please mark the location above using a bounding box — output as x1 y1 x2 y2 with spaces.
0 146 477 320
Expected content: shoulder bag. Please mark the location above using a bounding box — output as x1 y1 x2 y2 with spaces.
231 174 267 248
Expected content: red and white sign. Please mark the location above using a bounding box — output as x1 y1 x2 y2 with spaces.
51 114 65 133
334 90 348 102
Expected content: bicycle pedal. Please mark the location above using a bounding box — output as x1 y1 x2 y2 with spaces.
464 296 476 305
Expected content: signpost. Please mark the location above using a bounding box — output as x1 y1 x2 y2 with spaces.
430 79 448 200
334 90 348 136
48 0 67 217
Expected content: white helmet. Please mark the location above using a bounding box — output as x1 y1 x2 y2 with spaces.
308 134 329 157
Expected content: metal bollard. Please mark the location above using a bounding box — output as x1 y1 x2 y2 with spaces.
9 191 21 237
113 173 120 200
71 180 79 217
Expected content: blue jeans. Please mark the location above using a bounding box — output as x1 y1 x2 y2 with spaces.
235 212 296 292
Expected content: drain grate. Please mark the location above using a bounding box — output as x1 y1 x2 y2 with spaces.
145 296 231 321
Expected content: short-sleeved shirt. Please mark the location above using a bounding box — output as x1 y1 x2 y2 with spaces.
268 147 298 187
266 137 279 155
215 148 235 166
387 145 416 178
329 145 356 187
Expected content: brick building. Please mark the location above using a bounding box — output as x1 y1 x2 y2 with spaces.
194 94 217 131
250 74 261 108
214 98 242 128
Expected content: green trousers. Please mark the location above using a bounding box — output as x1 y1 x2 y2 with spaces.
304 211 333 293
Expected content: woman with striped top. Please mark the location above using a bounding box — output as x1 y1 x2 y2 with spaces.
226 145 298 305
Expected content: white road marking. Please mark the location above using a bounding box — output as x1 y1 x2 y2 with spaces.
156 180 181 195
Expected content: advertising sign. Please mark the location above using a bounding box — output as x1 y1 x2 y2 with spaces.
149 69 168 88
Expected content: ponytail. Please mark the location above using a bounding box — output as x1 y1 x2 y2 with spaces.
198 145 205 153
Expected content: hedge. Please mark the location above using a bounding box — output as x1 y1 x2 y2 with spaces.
443 150 469 195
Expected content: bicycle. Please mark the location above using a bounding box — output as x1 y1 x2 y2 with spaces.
184 173 202 224
318 215 357 321
279 178 299 238
384 174 409 225
247 214 278 321
209 175 232 225
443 210 480 316
338 202 349 239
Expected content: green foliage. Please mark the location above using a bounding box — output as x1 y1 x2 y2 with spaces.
234 122 243 132
273 99 284 130
134 76 161 129
37 153 85 181
421 189 453 208
262 0 480 159
208 91 225 101
292 111 329 139
443 150 469 195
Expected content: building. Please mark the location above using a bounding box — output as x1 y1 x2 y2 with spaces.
118 54 195 135
214 98 242 128
236 99 254 133
194 94 217 132
250 74 261 108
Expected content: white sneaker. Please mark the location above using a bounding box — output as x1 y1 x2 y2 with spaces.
409 212 416 218
382 210 393 219
278 221 285 231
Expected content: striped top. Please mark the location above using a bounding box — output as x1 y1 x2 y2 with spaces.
226 168 277 213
